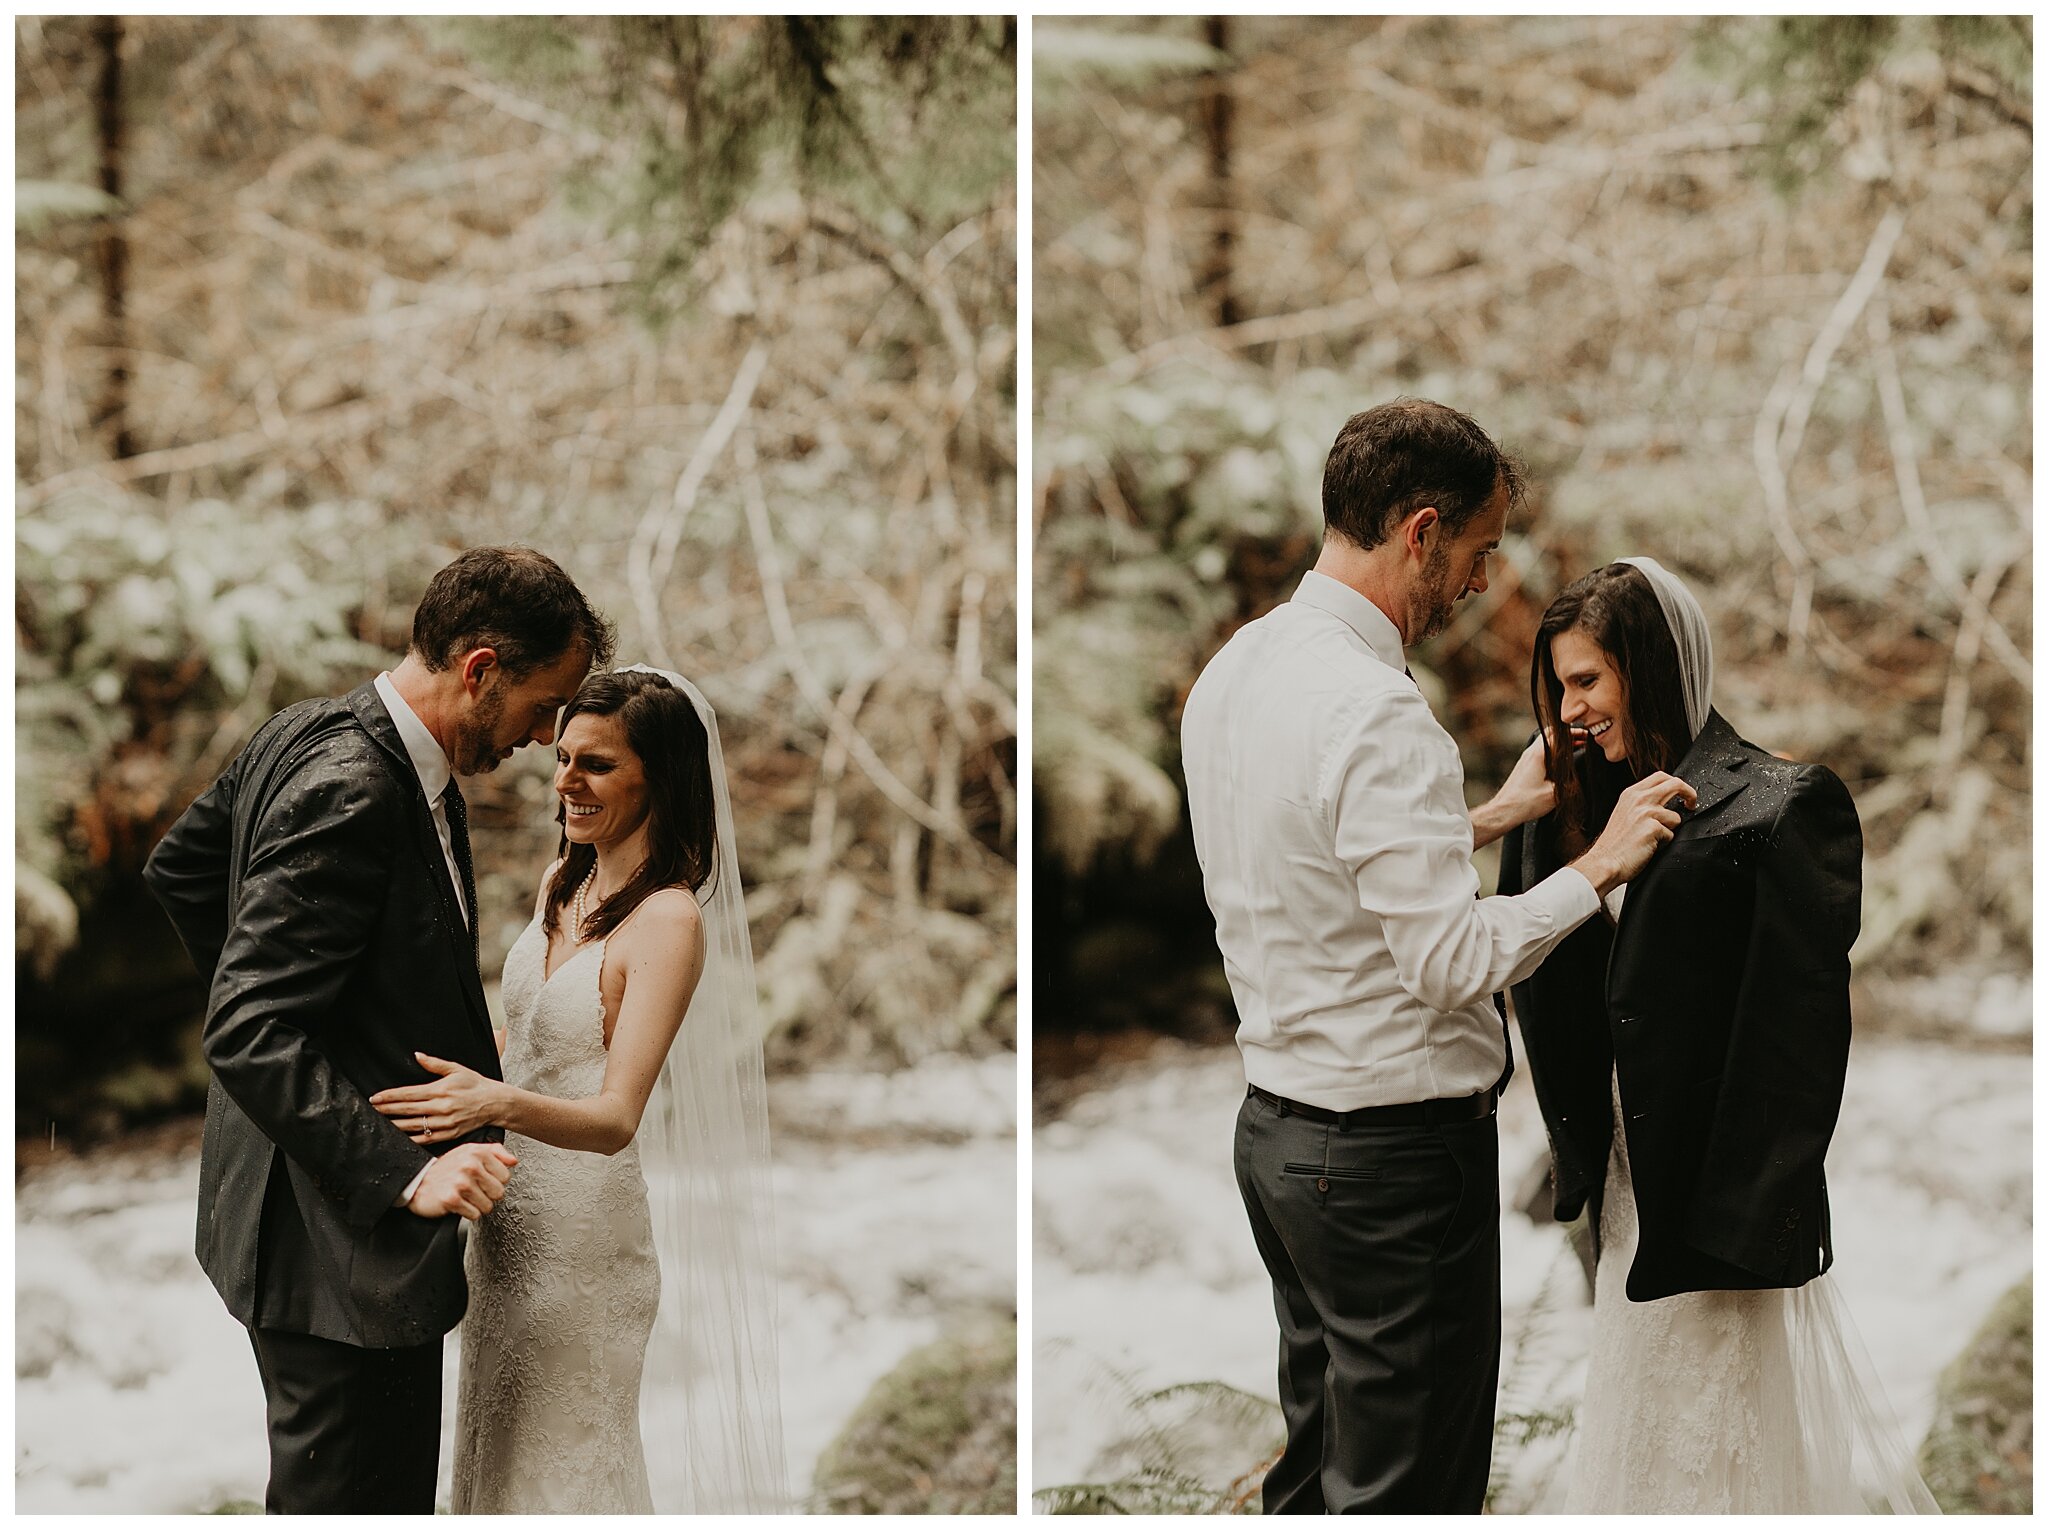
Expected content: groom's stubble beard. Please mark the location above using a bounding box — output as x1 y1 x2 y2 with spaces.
451 684 509 774
1413 538 1459 642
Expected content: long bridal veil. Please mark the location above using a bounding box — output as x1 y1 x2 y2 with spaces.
1785 1275 1941 1513
624 665 788 1511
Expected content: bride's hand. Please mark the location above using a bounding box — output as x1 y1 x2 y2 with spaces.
370 1054 506 1144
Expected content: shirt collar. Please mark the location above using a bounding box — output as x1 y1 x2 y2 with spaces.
373 671 453 803
1290 570 1408 673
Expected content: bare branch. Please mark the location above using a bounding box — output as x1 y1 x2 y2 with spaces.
1868 297 2030 689
627 340 770 669
736 424 1006 867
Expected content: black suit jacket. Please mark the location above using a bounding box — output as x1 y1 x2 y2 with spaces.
1499 710 1861 1301
144 682 504 1347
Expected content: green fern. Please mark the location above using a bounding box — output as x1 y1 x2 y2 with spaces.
1485 1233 1591 1512
1034 1351 1281 1515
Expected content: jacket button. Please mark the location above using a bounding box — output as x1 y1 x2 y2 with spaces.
1316 1177 1330 1192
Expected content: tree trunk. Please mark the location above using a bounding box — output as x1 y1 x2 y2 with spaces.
1197 16 1239 329
93 14 134 461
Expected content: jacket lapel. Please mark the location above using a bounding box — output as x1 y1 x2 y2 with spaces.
345 683 493 1033
1607 709 1748 979
1671 710 1751 830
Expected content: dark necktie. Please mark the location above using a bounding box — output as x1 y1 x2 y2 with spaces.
441 780 478 963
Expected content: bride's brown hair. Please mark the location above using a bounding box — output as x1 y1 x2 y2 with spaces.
543 670 718 941
1532 563 1693 856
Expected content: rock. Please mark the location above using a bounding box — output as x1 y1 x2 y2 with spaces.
1918 1273 2031 1514
16 1286 81 1380
811 1311 1016 1513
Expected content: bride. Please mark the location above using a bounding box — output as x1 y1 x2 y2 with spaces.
1498 558 1936 1514
371 666 785 1512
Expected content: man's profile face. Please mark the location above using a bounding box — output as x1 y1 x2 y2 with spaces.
450 647 591 774
1410 480 1508 644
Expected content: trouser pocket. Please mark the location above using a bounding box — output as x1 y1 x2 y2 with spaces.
1282 1161 1382 1196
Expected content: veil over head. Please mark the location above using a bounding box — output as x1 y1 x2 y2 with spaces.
617 663 787 1511
1616 555 1713 740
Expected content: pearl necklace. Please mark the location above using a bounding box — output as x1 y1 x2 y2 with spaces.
572 864 601 939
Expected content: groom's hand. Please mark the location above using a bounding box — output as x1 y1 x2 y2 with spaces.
407 1142 517 1221
1472 733 1562 850
1573 770 1698 897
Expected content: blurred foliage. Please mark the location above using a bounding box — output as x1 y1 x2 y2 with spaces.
812 1312 1017 1514
15 179 122 231
446 17 1015 324
1699 16 2033 196
1038 363 1360 876
16 15 1015 1135
1032 1372 1278 1514
1918 1273 2033 1514
1033 16 2030 1036
1032 24 1223 119
16 492 394 964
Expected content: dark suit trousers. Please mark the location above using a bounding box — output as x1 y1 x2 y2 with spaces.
1233 1090 1501 1513
248 1328 442 1513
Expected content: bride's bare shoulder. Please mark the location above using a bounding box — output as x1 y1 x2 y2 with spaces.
614 886 705 963
627 886 704 937
600 890 705 1017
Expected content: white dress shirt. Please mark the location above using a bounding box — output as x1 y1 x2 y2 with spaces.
373 671 468 926
1181 570 1602 1111
371 672 468 1209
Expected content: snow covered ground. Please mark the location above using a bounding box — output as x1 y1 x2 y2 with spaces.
15 1051 1016 1513
1032 1028 2030 1508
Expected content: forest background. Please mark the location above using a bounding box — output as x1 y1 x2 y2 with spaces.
1033 14 2029 1513
17 15 1015 1514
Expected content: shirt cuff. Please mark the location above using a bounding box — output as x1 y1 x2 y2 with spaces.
1540 864 1605 927
396 1161 432 1209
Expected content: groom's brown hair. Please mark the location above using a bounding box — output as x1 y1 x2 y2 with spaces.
1321 398 1523 550
410 546 616 678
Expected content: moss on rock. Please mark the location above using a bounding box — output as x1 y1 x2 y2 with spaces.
1918 1273 2031 1514
812 1311 1016 1513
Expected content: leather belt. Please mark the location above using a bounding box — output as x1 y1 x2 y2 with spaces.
1247 1082 1498 1129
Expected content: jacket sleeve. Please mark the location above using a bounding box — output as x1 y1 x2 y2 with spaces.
143 769 238 984
201 753 431 1227
1683 765 1861 1273
1496 820 1529 898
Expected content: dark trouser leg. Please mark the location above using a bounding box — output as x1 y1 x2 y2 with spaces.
1235 1093 1328 1513
248 1327 442 1514
1238 1095 1502 1514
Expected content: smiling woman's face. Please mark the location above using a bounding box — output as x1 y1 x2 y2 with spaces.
1550 626 1630 763
553 711 652 847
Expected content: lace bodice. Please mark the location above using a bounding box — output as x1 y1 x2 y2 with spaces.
450 914 660 1514
499 916 614 1101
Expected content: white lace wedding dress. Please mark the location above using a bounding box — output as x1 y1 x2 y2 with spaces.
450 917 660 1514
1566 1073 1936 1513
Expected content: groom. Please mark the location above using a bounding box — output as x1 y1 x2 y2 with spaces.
1182 400 1693 1512
145 546 615 1513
